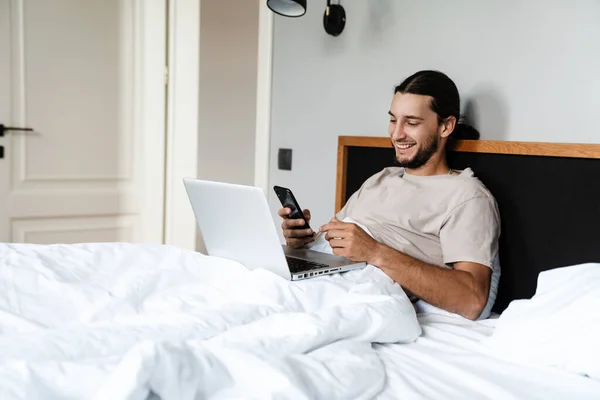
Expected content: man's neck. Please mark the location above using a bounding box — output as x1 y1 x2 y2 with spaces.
404 154 450 177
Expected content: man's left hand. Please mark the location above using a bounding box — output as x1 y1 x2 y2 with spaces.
319 219 380 263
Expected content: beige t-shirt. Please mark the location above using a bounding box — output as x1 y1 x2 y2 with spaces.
336 167 500 270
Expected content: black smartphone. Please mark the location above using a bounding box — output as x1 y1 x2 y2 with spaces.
273 185 312 232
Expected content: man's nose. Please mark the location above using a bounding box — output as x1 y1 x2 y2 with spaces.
391 124 407 140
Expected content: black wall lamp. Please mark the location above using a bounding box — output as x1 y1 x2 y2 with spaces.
266 0 346 37
267 0 307 17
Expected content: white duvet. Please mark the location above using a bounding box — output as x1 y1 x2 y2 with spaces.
483 262 600 381
0 241 421 400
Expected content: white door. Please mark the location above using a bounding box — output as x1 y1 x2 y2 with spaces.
0 0 167 244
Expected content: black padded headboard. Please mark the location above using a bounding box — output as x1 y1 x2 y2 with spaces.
335 136 600 313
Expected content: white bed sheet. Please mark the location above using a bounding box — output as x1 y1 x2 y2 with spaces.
375 312 600 400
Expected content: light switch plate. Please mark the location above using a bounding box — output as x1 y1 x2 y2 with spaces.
278 148 292 170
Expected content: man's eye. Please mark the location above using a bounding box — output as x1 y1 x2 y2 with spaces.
389 119 397 123
407 121 419 127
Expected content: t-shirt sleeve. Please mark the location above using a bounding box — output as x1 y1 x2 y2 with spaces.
335 191 356 220
335 204 349 220
334 170 383 220
440 196 500 269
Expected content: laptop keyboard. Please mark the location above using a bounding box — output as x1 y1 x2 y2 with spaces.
285 256 328 273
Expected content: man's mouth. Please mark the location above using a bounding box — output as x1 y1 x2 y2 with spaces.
395 142 416 150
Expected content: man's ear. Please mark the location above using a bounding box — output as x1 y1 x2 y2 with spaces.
439 116 457 139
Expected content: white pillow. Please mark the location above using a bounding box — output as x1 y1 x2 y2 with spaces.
483 263 600 380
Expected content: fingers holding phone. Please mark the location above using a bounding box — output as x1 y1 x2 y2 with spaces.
278 207 311 226
279 207 316 248
274 186 317 249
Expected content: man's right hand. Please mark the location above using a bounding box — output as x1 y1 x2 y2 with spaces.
278 207 317 249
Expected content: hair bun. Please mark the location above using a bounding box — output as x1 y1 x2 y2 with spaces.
452 123 480 141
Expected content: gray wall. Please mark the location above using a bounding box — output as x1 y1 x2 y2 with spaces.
197 0 259 252
268 0 600 239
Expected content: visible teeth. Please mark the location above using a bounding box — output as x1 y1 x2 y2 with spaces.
396 143 415 149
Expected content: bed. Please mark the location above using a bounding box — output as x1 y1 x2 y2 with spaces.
336 136 600 399
0 137 599 399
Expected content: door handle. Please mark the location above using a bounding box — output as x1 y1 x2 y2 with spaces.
0 124 34 137
0 145 3 159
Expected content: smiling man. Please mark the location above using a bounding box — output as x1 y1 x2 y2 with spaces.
278 70 501 320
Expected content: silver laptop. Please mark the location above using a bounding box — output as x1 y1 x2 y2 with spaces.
183 178 366 280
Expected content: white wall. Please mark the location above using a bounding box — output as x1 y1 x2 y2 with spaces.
268 0 600 238
197 0 259 251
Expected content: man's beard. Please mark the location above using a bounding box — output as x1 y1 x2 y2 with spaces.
393 133 439 169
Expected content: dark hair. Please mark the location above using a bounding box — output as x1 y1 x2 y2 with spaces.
394 70 479 143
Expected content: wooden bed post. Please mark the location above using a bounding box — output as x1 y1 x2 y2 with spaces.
335 137 349 213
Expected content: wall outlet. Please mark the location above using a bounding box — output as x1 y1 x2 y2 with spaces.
278 148 292 170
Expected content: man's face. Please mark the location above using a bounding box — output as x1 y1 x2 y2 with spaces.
388 92 442 169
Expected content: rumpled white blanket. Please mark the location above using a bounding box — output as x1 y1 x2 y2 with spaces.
0 228 420 399
483 262 600 381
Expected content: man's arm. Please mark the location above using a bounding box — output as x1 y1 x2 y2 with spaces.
320 219 492 321
371 244 491 320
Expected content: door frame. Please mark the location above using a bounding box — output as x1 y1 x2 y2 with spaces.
162 0 200 250
134 0 169 244
254 1 274 195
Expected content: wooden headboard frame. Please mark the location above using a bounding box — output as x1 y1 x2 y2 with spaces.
336 136 600 213
335 136 600 313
